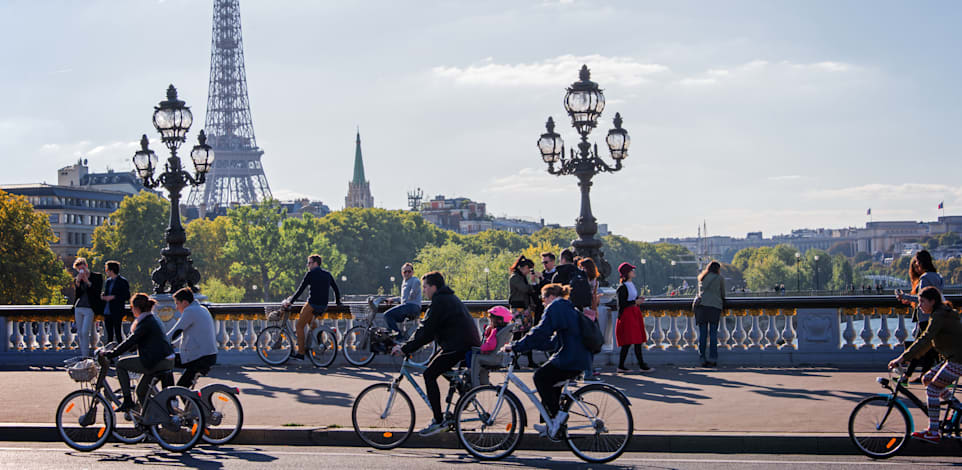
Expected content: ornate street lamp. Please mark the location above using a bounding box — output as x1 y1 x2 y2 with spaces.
132 85 214 293
538 65 630 285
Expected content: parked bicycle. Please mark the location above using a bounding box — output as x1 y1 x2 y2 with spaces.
342 297 435 367
255 305 338 367
57 349 206 452
849 365 962 458
351 354 471 449
454 351 633 463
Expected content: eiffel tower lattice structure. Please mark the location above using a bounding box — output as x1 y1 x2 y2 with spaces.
187 0 272 216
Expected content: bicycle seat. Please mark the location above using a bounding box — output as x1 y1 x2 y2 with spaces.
553 380 574 387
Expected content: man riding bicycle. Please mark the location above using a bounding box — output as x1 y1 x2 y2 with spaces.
166 287 218 387
282 254 342 361
504 283 591 439
888 285 962 444
392 271 480 436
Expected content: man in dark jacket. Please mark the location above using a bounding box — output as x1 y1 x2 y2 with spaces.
394 271 480 436
101 260 131 344
283 254 343 360
551 248 581 285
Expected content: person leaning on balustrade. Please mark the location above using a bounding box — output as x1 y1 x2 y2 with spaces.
101 260 130 344
694 261 725 368
897 250 944 383
72 257 104 358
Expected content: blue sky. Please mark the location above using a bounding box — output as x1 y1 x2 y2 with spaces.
1 0 960 241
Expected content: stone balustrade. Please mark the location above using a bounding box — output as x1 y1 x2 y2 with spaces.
0 294 936 366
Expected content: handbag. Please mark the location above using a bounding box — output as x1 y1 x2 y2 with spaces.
691 295 702 310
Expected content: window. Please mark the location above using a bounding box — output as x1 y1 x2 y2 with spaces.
49 214 59 224
67 232 73 244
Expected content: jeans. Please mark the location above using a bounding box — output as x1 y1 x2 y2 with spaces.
698 322 719 362
74 307 96 357
384 303 421 336
533 363 581 418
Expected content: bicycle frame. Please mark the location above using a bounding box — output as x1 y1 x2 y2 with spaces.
875 371 961 435
380 358 463 420
484 360 599 433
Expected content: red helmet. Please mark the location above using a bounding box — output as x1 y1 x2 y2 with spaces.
487 306 513 323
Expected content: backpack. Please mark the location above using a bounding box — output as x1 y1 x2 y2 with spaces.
568 269 593 308
578 311 604 354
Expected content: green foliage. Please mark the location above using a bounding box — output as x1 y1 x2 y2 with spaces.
0 190 72 304
186 216 231 282
529 227 577 249
458 230 528 255
413 242 516 300
199 278 245 303
80 191 168 293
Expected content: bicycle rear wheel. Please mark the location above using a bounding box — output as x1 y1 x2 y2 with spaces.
352 383 415 449
148 387 206 452
562 384 633 463
343 326 375 366
455 385 522 461
202 390 244 445
848 395 910 458
308 328 338 368
56 389 114 452
255 326 292 366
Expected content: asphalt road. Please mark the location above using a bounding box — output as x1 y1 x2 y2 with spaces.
0 443 954 470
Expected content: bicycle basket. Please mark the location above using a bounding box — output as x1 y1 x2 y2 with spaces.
265 306 288 323
66 358 99 383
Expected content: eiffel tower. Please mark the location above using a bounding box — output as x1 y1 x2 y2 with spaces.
187 0 272 216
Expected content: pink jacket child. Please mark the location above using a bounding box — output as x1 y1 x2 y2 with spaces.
472 307 515 385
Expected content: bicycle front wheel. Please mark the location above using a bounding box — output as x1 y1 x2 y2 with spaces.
308 328 338 368
407 341 436 367
343 326 375 366
255 326 293 366
848 395 910 459
352 383 415 449
202 390 244 445
455 385 522 461
56 389 114 452
149 387 206 452
562 384 633 463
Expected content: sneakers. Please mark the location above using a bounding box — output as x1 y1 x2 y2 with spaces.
912 430 940 444
638 363 655 373
583 374 603 383
418 419 450 437
534 411 568 438
116 400 136 413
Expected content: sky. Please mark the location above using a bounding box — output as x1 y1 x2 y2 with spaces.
1 0 961 241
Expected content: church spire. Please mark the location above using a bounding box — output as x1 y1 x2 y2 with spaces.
352 129 366 184
345 128 374 209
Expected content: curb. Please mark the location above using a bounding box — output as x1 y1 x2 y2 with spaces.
0 424 949 456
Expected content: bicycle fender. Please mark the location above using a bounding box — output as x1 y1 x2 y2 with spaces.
200 383 241 404
877 394 914 433
577 383 632 407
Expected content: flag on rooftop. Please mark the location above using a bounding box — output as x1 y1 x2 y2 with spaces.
939 201 944 209
866 208 871 215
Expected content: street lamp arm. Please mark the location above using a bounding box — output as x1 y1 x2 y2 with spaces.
594 156 622 174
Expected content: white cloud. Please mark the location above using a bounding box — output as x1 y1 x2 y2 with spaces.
272 188 322 202
768 175 803 181
431 54 669 87
806 183 962 202
675 59 863 88
484 167 568 193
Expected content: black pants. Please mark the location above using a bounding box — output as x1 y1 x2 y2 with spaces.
619 344 645 369
104 313 124 344
423 349 466 423
533 363 581 418
162 353 218 389
117 356 174 405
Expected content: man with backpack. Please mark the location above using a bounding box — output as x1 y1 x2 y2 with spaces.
551 248 593 311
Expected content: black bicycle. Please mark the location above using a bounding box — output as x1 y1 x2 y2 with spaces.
848 364 962 458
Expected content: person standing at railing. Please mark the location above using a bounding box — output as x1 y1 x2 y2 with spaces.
100 260 130 344
897 250 944 383
72 257 104 358
382 263 422 340
616 263 653 373
282 254 342 361
509 255 540 369
694 261 725 368
578 257 602 381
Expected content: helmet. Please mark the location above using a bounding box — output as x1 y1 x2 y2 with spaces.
487 306 513 323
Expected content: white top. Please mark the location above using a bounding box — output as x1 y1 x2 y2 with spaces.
625 281 638 301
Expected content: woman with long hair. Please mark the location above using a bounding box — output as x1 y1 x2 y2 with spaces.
889 286 962 444
695 261 725 367
615 263 653 373
508 255 539 368
578 257 601 381
897 250 944 382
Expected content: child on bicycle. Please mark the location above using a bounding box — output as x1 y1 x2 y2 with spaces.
888 286 962 444
471 306 515 386
504 283 591 439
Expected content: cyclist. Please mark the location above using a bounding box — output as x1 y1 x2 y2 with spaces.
392 271 480 436
166 287 217 387
282 254 342 361
504 283 591 439
102 293 175 412
382 263 422 339
888 286 962 444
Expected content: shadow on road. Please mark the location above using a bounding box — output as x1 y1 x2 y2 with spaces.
68 446 278 468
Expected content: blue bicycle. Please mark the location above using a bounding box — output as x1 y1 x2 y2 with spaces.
351 355 471 449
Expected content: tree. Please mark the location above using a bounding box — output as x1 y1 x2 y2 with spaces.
199 278 245 303
458 230 528 255
185 216 232 283
0 190 72 304
413 242 516 300
529 227 577 249
79 191 169 293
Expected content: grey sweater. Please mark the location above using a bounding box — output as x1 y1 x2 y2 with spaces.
168 301 218 364
401 276 422 306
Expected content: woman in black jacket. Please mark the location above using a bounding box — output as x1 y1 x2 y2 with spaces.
103 293 175 412
509 255 539 368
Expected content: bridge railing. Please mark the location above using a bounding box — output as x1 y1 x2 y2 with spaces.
0 294 941 366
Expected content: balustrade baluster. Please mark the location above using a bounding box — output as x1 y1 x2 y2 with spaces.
859 308 876 350
650 314 665 350
643 312 654 348
230 318 243 350
894 310 908 346
781 309 797 349
44 321 56 350
719 313 731 350
732 312 748 350
24 320 38 350
748 310 764 349
765 310 780 350
683 314 697 349
876 308 892 350
666 312 681 350
216 319 229 350
244 318 256 350
91 320 101 350
842 309 858 349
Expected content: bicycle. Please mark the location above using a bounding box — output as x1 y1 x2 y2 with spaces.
255 304 338 367
351 354 472 449
341 297 435 367
155 362 245 445
849 364 962 458
56 349 206 453
454 351 633 463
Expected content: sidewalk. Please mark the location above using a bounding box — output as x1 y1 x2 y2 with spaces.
0 363 942 454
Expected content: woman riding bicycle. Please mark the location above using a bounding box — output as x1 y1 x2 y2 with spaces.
888 285 962 444
504 283 591 438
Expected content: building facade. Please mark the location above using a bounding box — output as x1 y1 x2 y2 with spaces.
345 131 374 209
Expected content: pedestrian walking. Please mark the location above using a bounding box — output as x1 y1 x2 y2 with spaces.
509 255 539 368
897 250 944 383
100 260 130 344
578 257 602 381
694 261 725 367
72 257 104 358
615 262 652 373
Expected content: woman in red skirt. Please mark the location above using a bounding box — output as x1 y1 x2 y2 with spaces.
616 262 653 373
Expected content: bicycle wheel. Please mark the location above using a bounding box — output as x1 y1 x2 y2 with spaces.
56 389 114 452
848 395 911 459
407 341 436 367
562 384 633 463
455 385 523 461
352 383 415 449
202 391 244 445
255 326 292 366
105 382 147 444
343 326 375 366
308 328 338 368
148 387 206 452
